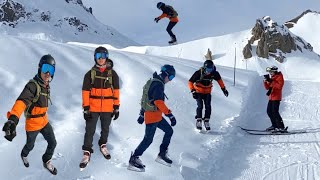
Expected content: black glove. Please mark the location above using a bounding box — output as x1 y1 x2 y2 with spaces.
165 113 176 126
154 17 160 23
266 88 272 96
264 74 272 83
2 115 18 142
137 109 145 124
111 105 120 120
83 106 92 121
221 88 229 97
191 90 199 99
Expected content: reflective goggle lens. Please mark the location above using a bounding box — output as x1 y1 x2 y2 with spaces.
41 64 55 76
168 75 175 81
95 52 108 59
205 67 213 74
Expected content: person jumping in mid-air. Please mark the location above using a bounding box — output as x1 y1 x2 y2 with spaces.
154 2 179 45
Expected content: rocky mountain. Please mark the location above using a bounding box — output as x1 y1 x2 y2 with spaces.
0 0 137 47
243 16 315 62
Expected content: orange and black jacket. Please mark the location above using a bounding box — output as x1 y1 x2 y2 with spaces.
144 73 171 124
82 65 120 112
188 69 225 94
7 75 50 132
158 5 179 22
264 72 284 101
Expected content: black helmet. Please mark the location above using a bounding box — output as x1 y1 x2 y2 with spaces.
266 65 278 72
160 64 175 81
39 54 55 68
157 2 165 9
38 54 56 78
94 46 109 62
203 60 214 69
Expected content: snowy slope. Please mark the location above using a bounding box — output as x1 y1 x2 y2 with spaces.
0 0 137 47
1 30 320 180
290 12 320 54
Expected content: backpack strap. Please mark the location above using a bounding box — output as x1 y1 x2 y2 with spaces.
90 69 114 94
24 79 50 118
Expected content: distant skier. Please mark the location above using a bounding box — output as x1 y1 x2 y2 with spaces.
79 46 120 170
154 2 179 45
188 60 229 131
2 55 58 175
128 65 177 172
263 66 286 132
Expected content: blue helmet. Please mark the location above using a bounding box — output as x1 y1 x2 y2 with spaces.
160 64 175 81
157 2 165 9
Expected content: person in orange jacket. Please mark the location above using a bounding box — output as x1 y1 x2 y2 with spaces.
128 65 176 172
263 66 286 132
2 55 57 175
154 2 179 44
188 60 229 131
79 46 120 170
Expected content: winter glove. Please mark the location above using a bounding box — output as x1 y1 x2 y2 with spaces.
137 109 145 124
154 17 160 23
266 88 272 96
165 113 177 127
111 105 120 120
264 74 272 83
191 90 199 99
83 106 92 121
2 115 18 142
221 88 229 97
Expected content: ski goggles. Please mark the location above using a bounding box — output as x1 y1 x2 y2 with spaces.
41 64 55 76
168 74 175 81
204 67 213 74
95 52 109 60
266 67 277 73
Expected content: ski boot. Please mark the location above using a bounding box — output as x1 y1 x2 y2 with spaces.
272 127 288 133
43 159 57 175
79 150 91 171
168 36 177 45
196 118 202 130
100 144 111 159
203 118 211 131
128 152 145 172
156 151 172 167
266 125 275 131
21 155 29 168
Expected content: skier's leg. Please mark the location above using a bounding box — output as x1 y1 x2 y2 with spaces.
133 122 158 156
272 101 285 129
157 118 173 154
82 112 99 153
166 22 177 41
98 112 112 146
40 123 57 163
21 130 40 157
267 100 277 127
196 95 204 119
203 94 212 119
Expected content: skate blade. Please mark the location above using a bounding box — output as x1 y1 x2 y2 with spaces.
127 165 145 172
168 42 178 45
155 157 171 167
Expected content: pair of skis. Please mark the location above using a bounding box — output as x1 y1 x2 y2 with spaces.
239 126 307 135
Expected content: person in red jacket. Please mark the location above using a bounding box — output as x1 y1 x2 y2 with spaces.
263 66 286 132
154 2 179 44
188 60 229 131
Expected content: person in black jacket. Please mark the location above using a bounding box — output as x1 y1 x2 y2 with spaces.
154 2 179 44
2 55 58 175
188 60 229 131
